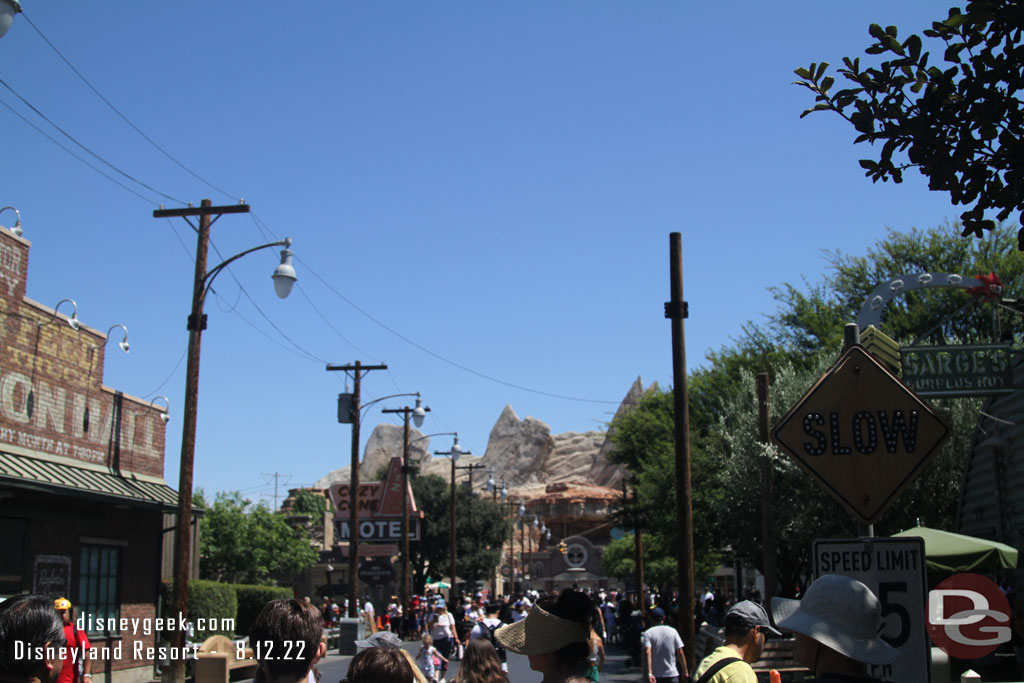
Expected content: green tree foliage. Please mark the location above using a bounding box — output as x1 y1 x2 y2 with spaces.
628 222 1014 596
196 490 319 586
605 389 723 590
794 1 1024 244
773 222 1024 346
410 473 510 594
291 489 332 527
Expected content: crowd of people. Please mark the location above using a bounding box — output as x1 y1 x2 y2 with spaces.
0 576 899 683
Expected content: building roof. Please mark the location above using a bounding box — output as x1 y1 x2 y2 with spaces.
0 450 178 509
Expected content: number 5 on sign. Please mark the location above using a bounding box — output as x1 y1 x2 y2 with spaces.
814 538 929 683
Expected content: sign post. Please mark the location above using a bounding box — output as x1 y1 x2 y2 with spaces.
814 537 930 683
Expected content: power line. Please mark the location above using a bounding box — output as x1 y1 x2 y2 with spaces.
0 95 158 206
21 11 240 203
0 76 184 205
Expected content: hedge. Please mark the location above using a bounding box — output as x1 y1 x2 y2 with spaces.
234 584 293 636
160 580 292 639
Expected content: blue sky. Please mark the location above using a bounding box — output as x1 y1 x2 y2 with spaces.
1 2 962 503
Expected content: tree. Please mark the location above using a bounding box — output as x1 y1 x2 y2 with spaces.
605 388 723 590
794 1 1024 245
291 489 332 528
196 490 319 585
409 473 510 594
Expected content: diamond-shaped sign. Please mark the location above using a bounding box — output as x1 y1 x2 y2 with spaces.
773 345 949 524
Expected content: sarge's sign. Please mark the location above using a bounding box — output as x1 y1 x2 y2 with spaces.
774 346 949 524
901 344 1014 397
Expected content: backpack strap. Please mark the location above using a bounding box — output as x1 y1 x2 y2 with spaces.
691 656 742 683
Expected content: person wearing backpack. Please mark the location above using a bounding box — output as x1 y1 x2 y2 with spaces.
469 602 507 672
690 601 780 683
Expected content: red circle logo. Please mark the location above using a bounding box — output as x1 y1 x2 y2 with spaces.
927 573 1011 659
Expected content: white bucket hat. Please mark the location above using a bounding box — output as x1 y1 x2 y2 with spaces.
771 574 899 666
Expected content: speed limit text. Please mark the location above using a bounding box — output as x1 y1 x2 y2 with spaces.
818 548 920 573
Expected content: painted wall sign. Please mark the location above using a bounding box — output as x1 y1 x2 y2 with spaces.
901 344 1014 397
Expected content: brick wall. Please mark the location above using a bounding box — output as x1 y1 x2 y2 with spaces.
0 227 166 477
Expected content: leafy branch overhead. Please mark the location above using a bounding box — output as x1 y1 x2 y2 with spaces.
794 1 1024 245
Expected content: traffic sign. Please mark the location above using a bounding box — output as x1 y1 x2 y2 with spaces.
773 345 949 524
358 559 395 585
814 537 929 683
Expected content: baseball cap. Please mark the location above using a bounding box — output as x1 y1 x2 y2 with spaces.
726 600 782 636
354 631 402 652
53 598 71 610
650 607 665 619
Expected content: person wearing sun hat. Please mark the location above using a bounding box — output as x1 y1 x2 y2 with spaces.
771 574 899 682
495 589 594 683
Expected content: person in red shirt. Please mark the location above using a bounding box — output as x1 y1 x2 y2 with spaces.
52 598 92 683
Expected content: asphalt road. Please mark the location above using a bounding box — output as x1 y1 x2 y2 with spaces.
308 639 639 683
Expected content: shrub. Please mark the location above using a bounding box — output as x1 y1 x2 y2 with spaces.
235 584 294 636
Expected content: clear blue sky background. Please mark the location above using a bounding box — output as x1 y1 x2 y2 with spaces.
2 2 963 504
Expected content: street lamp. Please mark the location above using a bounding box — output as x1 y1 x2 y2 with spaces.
0 0 20 40
435 436 469 604
381 396 429 612
153 200 294 683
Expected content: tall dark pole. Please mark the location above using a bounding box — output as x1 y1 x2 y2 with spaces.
402 411 411 610
757 373 778 603
383 402 428 613
451 455 458 604
152 200 290 683
327 361 387 617
165 201 211 683
666 232 695 670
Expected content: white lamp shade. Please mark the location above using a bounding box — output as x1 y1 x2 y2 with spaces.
272 247 297 299
0 0 20 39
412 398 426 427
450 437 462 462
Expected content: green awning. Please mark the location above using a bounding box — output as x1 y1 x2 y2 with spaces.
893 526 1019 572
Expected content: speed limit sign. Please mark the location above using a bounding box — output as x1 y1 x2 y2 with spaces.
813 537 929 683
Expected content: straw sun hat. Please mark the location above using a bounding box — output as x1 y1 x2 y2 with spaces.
494 602 590 655
771 574 899 666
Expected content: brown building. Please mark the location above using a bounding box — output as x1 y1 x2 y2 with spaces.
505 482 619 594
0 221 179 683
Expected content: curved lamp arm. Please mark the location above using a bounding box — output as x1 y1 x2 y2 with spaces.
105 324 130 354
0 206 21 237
40 299 80 331
147 396 171 424
201 238 295 304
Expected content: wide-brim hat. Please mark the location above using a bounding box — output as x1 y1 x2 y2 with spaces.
771 575 899 666
494 602 590 655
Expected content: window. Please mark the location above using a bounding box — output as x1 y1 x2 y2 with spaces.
79 545 121 636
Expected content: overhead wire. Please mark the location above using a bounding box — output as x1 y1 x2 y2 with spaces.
11 16 619 411
0 76 184 205
21 11 240 204
0 96 157 206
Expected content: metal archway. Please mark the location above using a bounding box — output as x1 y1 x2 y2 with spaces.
857 272 1000 331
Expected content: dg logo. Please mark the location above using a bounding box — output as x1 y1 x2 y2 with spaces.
926 573 1012 659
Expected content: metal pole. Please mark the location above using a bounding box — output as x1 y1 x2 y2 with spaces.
326 361 387 617
632 480 647 622
666 232 695 670
168 199 211 683
451 454 457 605
349 366 361 618
757 373 777 603
401 408 411 610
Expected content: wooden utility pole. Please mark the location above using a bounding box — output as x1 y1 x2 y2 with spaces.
327 361 387 617
665 232 695 670
757 373 777 603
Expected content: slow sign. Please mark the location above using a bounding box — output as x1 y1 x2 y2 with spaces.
773 346 949 524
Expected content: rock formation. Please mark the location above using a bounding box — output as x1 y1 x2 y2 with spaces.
313 379 653 497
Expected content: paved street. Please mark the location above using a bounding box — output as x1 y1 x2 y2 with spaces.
239 639 641 683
